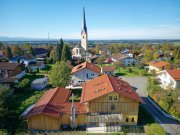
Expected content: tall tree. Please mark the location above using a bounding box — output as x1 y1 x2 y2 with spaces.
61 45 72 61
11 45 22 56
4 46 13 58
96 55 106 66
54 38 64 62
49 61 71 87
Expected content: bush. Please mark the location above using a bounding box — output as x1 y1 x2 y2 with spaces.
139 69 146 76
128 68 133 73
16 78 30 92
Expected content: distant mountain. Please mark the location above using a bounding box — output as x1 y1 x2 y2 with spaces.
0 36 55 41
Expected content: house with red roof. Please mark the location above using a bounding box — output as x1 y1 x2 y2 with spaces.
26 74 142 132
69 61 101 87
147 60 170 73
157 69 180 89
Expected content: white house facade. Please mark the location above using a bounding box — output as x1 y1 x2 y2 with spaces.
112 54 138 66
71 68 100 87
69 62 101 88
157 69 180 89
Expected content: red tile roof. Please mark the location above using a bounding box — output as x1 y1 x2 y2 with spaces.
81 74 142 103
27 87 88 118
0 62 22 70
167 69 180 80
71 62 101 74
147 61 170 68
102 66 115 72
27 87 72 118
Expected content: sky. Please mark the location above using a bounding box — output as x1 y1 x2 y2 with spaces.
0 0 180 40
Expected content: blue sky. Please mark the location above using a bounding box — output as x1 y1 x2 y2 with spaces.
0 0 180 39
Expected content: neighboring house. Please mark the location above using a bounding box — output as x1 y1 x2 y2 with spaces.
33 48 48 58
28 61 45 71
10 54 36 66
120 48 133 57
31 77 48 90
70 62 101 87
0 63 26 84
101 66 115 75
111 54 138 66
25 75 142 132
157 69 180 89
147 60 170 74
99 48 111 55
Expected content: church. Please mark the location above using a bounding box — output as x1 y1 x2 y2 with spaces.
72 7 91 60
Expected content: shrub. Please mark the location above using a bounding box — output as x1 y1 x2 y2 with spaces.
16 78 30 92
139 69 146 76
146 123 166 135
128 68 133 73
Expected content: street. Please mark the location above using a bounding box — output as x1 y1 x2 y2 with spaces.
121 77 180 135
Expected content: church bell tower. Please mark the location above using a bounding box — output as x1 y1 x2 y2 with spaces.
81 7 88 51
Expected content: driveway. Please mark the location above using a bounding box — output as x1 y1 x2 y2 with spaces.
120 76 180 135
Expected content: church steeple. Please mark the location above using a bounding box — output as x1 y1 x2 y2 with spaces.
81 6 88 51
82 7 87 34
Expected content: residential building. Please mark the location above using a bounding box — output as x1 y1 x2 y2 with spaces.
28 61 45 71
0 63 26 83
157 69 180 89
101 66 115 75
147 60 170 74
111 54 138 66
70 62 101 87
26 75 142 132
31 77 48 90
10 54 36 66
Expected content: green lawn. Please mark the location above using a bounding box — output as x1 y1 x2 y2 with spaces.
115 67 145 77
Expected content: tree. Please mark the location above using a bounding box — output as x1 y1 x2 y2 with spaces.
4 46 13 58
11 45 22 56
144 49 153 62
49 61 71 87
54 38 64 62
25 44 35 56
0 85 18 134
96 55 106 66
153 52 159 60
114 61 124 73
0 42 4 49
95 44 101 54
61 45 72 61
50 50 55 63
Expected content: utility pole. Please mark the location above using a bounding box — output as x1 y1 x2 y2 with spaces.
71 93 76 130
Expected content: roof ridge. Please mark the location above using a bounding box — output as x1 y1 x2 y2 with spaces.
41 87 59 113
105 74 115 91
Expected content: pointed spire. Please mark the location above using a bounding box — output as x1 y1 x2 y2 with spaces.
82 6 87 34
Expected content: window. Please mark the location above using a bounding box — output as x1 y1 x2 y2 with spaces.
109 96 112 101
86 74 88 78
131 117 134 122
111 104 115 111
126 118 129 122
113 96 117 101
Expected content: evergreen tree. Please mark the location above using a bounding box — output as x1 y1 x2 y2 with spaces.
54 38 64 62
49 61 71 87
61 45 72 61
5 46 13 58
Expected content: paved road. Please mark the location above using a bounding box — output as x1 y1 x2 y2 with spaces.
121 77 180 135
